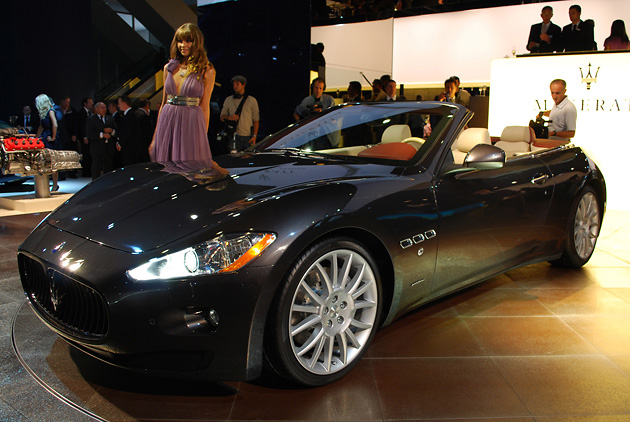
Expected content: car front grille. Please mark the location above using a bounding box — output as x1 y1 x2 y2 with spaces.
18 253 109 339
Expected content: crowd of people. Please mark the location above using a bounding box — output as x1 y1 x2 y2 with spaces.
18 93 157 191
526 4 629 53
10 5 626 192
15 66 474 192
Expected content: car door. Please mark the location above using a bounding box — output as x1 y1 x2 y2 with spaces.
432 153 554 290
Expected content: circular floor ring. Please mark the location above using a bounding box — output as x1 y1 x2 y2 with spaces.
11 300 107 421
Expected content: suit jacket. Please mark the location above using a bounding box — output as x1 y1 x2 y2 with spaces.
109 111 123 129
58 107 77 148
86 114 117 156
76 107 91 141
18 113 39 134
133 108 154 162
117 108 153 164
527 21 562 53
562 20 595 52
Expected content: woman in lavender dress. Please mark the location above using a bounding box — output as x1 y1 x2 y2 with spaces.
150 23 217 162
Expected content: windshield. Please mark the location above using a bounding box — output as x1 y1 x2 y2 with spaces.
253 102 458 162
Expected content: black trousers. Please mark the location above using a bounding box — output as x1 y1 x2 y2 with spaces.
90 139 114 179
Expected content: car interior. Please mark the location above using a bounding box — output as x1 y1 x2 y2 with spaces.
260 104 569 163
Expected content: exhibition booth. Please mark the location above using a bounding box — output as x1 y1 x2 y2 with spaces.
312 0 630 210
489 51 630 211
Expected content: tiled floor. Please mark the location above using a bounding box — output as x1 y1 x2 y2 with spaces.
0 209 629 421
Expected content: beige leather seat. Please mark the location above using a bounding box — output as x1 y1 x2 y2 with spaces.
452 128 491 164
495 126 533 155
381 124 412 143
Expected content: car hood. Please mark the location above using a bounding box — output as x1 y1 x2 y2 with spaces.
47 153 400 253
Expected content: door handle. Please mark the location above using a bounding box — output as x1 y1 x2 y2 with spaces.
531 174 550 184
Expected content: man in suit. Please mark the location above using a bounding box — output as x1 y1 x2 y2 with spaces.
527 5 562 53
135 98 155 163
107 100 122 128
77 97 94 177
562 4 595 52
58 96 77 150
17 105 39 134
115 96 135 166
385 79 399 102
86 102 117 179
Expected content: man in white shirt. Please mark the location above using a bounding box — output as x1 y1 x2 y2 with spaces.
221 75 260 152
545 79 577 140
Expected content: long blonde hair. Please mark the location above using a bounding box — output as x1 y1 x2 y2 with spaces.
170 23 211 81
35 94 54 120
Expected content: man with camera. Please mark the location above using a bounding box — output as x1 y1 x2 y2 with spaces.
293 77 335 121
544 79 576 140
220 75 259 152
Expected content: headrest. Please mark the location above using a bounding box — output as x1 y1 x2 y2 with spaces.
500 126 532 144
455 128 491 153
382 125 412 143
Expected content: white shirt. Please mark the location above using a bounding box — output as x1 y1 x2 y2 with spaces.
549 96 577 139
221 95 260 137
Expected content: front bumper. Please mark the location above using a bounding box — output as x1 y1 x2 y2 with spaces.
18 222 273 381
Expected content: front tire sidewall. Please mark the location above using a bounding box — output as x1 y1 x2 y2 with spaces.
267 237 382 386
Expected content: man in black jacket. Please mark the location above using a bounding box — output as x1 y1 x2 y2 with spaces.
86 102 117 179
527 5 562 53
562 4 595 52
77 97 94 177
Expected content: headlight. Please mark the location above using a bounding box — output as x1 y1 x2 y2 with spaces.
127 233 276 281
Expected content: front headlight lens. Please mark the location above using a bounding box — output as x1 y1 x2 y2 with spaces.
127 232 276 281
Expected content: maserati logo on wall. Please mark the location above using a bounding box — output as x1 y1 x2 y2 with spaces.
580 62 600 90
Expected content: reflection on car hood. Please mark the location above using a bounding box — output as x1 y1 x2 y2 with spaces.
47 154 396 253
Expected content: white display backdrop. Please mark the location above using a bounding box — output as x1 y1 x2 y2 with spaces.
311 19 394 90
488 52 630 211
313 0 630 88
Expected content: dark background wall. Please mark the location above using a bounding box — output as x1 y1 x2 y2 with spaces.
1 0 311 142
0 0 95 121
199 0 311 140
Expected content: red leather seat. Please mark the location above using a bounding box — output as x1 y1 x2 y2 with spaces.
357 142 417 161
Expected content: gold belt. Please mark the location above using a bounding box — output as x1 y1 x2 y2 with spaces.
166 95 201 107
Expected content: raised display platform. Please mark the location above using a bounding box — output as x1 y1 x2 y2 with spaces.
0 193 72 214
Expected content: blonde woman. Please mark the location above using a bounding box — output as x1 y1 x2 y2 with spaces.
150 23 217 161
35 94 63 191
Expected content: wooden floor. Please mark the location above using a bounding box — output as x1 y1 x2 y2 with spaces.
1 210 629 422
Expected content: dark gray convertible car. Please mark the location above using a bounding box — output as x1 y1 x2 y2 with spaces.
18 101 605 386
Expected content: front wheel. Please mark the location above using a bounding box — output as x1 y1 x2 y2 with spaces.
265 237 381 386
552 186 601 268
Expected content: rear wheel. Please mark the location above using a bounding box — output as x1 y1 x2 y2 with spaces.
265 237 381 386
552 187 601 268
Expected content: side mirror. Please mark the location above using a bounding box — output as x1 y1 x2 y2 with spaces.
464 144 506 169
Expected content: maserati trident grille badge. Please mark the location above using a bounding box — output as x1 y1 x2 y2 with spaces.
49 276 65 312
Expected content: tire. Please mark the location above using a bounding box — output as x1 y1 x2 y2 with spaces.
552 186 601 268
265 237 382 386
